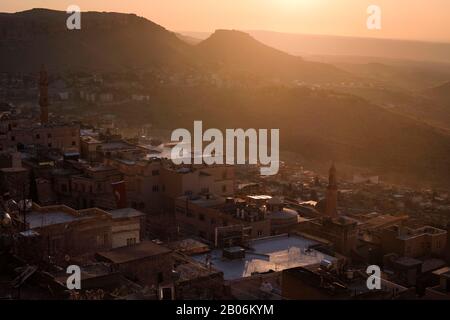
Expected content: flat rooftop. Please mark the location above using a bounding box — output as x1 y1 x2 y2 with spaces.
100 141 136 151
27 210 92 229
189 196 226 208
193 235 335 280
85 164 116 172
97 241 172 264
108 208 145 219
398 225 447 240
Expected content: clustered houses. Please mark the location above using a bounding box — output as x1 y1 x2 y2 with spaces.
0 67 235 300
0 67 80 154
0 67 449 300
104 156 235 213
52 161 124 210
174 195 301 245
0 110 80 154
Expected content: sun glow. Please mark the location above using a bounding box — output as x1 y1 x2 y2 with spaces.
271 0 323 13
277 0 315 8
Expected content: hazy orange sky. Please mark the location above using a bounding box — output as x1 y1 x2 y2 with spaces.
1 0 450 42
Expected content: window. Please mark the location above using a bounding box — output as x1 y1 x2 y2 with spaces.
49 238 61 255
10 136 15 141
157 272 164 284
72 141 77 146
198 231 206 239
127 238 136 246
257 230 263 237
97 234 108 246
222 185 227 193
201 187 209 194
175 206 185 215
152 185 159 192
48 143 52 148
47 133 52 138
36 134 40 139
152 170 160 176
199 214 205 221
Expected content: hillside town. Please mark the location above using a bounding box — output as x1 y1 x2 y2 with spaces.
0 66 449 300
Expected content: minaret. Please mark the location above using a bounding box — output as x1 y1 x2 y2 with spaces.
39 64 49 124
325 163 338 217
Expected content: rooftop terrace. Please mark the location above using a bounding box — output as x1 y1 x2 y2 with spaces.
193 234 334 280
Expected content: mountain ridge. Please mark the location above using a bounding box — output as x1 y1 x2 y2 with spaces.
0 9 352 83
180 30 450 64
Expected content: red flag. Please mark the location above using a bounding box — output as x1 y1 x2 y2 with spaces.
111 181 127 209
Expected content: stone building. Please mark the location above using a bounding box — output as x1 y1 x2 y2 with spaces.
380 225 447 258
96 241 173 289
15 203 145 264
174 195 278 245
52 162 123 210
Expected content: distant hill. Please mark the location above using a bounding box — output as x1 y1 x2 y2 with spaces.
0 9 197 73
426 81 450 104
248 31 450 64
0 9 351 83
195 30 352 83
176 33 202 45
180 30 450 64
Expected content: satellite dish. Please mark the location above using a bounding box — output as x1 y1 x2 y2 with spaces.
0 212 12 227
18 199 33 211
